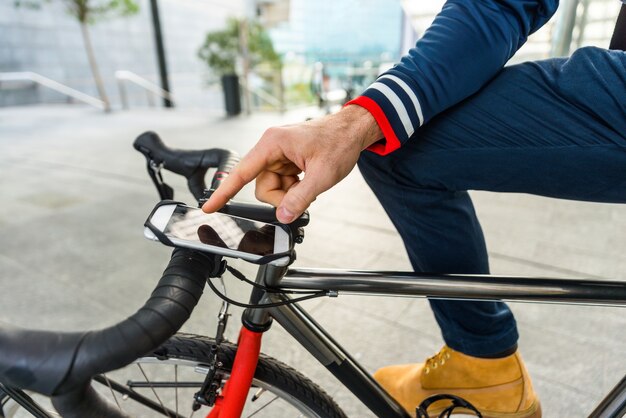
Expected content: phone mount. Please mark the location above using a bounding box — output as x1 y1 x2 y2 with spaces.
200 189 308 246
145 200 299 266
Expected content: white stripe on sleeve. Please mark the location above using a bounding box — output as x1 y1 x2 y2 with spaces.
369 82 415 138
379 74 424 126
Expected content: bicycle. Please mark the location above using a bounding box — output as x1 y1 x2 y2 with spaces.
0 131 625 418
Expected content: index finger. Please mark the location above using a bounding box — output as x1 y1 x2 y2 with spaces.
202 149 266 213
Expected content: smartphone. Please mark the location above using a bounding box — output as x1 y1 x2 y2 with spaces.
145 203 292 265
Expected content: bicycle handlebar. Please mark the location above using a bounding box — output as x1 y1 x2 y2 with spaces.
0 248 222 417
0 131 307 417
134 131 239 200
134 131 311 230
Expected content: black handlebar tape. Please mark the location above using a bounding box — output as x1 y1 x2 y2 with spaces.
133 131 240 200
0 327 85 396
134 132 208 178
56 248 214 393
0 248 217 417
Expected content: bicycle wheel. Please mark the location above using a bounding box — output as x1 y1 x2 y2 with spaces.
2 333 346 418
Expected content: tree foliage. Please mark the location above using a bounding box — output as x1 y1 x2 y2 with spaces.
65 0 139 24
15 0 139 24
198 17 281 76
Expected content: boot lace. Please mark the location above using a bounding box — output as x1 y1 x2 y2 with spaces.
424 346 452 375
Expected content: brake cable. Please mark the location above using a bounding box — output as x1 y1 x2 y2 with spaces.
206 263 337 310
224 264 325 295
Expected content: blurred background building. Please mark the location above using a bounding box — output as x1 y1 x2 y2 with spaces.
402 0 621 63
264 0 411 107
268 0 405 64
0 0 244 108
0 0 622 113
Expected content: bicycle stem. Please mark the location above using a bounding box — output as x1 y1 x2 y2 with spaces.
241 264 288 332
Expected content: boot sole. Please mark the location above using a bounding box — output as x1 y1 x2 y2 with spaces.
426 400 541 418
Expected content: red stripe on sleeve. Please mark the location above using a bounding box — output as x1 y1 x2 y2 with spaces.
345 96 401 156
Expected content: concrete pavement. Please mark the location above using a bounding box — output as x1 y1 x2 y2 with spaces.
0 105 624 417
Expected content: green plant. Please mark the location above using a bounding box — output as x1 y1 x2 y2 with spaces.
198 17 281 77
15 0 139 23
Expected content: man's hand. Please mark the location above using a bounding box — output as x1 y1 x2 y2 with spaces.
202 105 382 223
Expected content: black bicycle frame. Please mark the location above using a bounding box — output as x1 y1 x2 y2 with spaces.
242 265 626 418
0 385 52 418
5 265 625 417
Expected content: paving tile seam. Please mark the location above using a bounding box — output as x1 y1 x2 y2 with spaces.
314 213 399 236
516 319 626 350
489 252 609 279
331 300 440 337
532 370 604 398
298 243 613 280
2 156 148 185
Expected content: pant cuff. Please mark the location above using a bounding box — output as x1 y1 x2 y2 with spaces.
443 327 520 358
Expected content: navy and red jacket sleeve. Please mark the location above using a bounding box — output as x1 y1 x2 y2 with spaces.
346 0 559 155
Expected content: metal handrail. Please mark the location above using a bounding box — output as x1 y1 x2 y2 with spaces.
240 81 284 112
0 72 106 110
115 70 174 109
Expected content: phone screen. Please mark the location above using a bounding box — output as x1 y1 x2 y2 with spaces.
163 205 279 256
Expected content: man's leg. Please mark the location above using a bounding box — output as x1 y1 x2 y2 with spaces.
358 154 518 355
357 47 626 415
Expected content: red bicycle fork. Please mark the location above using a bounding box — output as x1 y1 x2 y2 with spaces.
206 326 263 418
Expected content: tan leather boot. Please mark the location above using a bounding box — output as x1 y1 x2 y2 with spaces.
373 346 541 418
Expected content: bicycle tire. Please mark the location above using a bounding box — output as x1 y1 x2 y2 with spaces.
2 333 347 418
149 333 347 418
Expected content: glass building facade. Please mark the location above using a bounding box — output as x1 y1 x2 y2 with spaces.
269 0 404 65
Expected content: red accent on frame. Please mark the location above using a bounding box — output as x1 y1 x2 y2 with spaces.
205 327 263 418
345 96 402 155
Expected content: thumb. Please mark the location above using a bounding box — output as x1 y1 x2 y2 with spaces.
277 176 320 223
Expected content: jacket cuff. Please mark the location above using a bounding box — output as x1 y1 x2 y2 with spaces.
345 96 402 155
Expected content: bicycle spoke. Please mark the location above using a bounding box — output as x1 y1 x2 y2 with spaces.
94 375 183 417
137 363 172 418
102 373 123 412
175 365 179 418
95 347 336 418
246 395 280 417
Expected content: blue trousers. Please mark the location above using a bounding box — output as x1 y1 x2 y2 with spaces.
357 47 626 356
